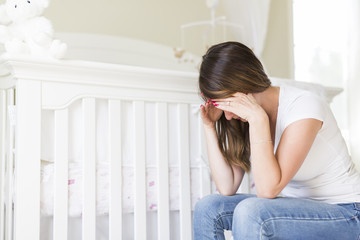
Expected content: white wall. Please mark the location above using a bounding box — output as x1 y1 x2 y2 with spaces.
0 0 293 79
262 0 294 79
44 0 228 57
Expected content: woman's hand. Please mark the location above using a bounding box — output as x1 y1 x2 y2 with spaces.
213 93 267 124
200 100 223 129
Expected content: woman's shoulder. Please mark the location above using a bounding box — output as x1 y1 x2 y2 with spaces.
278 85 329 130
280 85 325 108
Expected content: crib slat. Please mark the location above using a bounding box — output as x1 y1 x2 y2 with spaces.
54 109 69 240
14 80 41 240
177 104 192 240
82 98 96 240
108 100 122 240
200 167 211 197
5 89 14 240
156 103 170 240
0 90 6 240
198 113 211 197
133 101 147 240
239 173 251 194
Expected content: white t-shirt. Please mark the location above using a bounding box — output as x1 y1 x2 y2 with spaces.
275 85 360 204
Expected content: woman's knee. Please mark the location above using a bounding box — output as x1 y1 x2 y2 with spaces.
232 198 275 237
234 198 258 219
233 198 273 227
194 194 226 220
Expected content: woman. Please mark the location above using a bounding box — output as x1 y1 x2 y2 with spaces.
193 41 360 240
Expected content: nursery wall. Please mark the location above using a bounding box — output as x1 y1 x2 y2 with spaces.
262 0 294 79
44 0 226 57
0 0 294 81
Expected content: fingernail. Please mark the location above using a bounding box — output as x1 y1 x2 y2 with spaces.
214 104 219 107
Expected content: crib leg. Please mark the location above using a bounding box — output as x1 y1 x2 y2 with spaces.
14 80 41 240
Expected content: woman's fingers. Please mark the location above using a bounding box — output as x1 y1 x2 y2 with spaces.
201 99 217 113
215 100 233 106
213 101 234 112
214 93 257 107
213 93 248 104
212 97 235 103
213 104 229 112
200 98 224 124
213 94 251 115
201 92 257 116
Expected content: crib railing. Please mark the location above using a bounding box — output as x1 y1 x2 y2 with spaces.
108 99 122 240
177 103 192 239
53 107 69 240
1 58 210 240
50 98 205 240
0 87 15 240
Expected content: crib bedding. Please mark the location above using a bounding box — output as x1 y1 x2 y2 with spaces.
40 161 203 216
39 99 207 217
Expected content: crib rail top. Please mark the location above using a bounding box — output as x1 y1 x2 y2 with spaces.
0 59 14 90
0 56 203 109
1 55 198 83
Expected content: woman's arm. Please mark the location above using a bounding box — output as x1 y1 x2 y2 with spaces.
214 93 322 198
200 100 245 196
249 115 322 198
203 124 245 196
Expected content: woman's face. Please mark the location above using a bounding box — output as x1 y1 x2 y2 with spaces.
224 110 237 120
223 111 247 122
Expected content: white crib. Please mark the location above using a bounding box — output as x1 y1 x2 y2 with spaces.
0 33 342 240
0 33 221 240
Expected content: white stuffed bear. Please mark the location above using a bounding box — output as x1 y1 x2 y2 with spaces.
0 0 67 59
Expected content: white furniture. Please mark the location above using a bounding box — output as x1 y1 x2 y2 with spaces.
0 33 213 240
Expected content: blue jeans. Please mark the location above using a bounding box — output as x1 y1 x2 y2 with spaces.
193 194 360 240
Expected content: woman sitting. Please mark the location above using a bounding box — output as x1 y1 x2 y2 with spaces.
193 41 360 240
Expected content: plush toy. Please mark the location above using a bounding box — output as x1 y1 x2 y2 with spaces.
0 0 67 59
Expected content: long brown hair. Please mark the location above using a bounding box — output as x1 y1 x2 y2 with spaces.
199 42 271 172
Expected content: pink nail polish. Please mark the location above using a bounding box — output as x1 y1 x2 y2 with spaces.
214 104 219 107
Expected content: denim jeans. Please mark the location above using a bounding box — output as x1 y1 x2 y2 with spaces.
193 194 360 240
